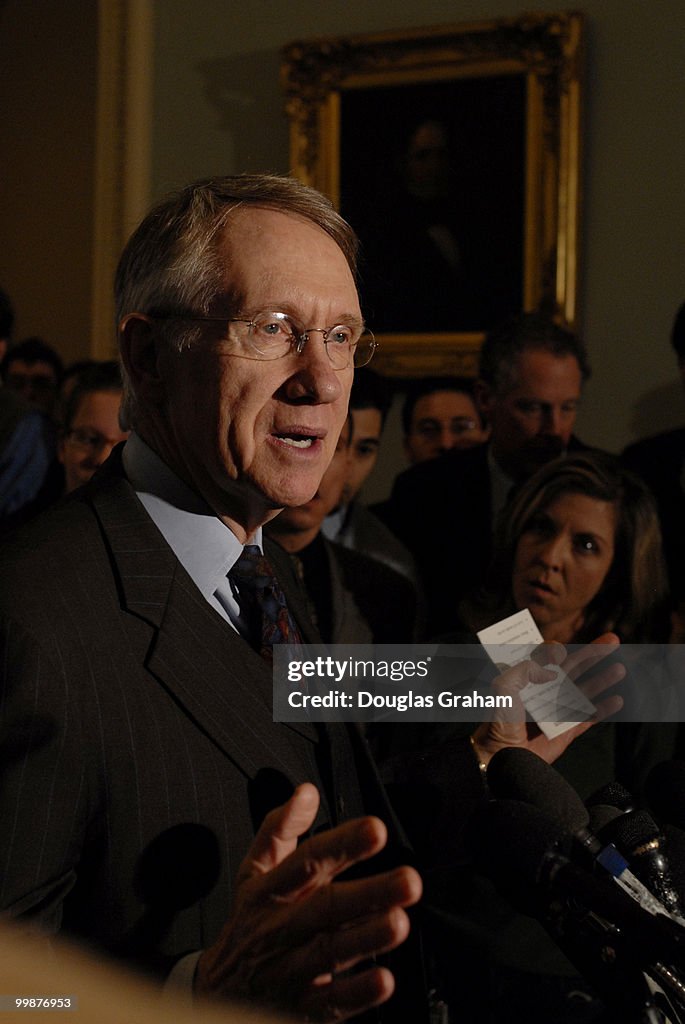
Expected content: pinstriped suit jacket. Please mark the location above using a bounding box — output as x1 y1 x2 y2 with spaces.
0 462 389 974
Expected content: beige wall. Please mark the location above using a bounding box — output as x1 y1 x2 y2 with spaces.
0 0 98 365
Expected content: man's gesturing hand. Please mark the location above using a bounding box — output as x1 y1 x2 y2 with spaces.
195 783 422 1022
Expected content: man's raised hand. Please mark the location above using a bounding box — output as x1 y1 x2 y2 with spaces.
196 783 422 1022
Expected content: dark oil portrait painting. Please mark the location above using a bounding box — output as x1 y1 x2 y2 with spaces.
339 75 526 335
283 14 582 373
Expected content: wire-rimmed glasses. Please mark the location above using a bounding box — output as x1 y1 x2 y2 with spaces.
149 310 377 369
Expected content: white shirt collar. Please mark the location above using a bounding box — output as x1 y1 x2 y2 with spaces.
122 432 262 604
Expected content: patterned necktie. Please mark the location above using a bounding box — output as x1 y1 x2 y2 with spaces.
228 545 303 661
231 549 362 829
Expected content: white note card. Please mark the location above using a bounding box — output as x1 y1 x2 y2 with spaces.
477 608 544 667
477 608 595 740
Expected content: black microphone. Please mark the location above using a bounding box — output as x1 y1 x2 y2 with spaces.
487 747 677 919
588 803 624 838
471 799 685 971
606 809 684 918
487 747 598 859
647 761 685 832
587 780 636 815
472 800 685 1023
487 747 588 828
587 774 685 920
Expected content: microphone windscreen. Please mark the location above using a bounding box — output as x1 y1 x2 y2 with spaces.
645 760 685 830
586 780 635 813
608 808 661 854
487 746 589 833
587 803 624 839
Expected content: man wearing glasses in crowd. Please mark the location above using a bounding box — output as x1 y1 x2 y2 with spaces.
59 361 129 493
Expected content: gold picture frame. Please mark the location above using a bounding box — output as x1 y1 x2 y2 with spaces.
282 12 583 377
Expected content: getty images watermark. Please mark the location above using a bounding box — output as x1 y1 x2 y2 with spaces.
283 650 511 714
272 644 685 724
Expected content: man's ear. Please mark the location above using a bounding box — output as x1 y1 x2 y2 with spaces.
119 314 166 407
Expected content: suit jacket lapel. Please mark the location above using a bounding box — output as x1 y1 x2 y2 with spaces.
146 570 320 770
89 472 319 781
87 456 387 836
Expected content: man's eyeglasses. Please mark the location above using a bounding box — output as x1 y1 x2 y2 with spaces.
149 311 377 370
414 418 479 439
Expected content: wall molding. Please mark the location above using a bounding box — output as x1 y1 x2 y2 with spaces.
91 0 153 358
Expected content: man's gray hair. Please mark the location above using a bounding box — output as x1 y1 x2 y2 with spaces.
115 174 359 426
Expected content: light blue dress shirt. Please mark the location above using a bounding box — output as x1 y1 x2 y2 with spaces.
122 432 263 634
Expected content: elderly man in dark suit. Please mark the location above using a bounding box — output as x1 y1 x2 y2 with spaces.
0 177 623 1023
0 176 426 1023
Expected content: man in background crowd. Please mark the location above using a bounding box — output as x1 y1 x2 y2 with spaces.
345 366 390 496
401 375 487 464
323 368 420 588
1 336 64 419
59 361 129 493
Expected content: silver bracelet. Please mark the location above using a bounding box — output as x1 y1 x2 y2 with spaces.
469 734 489 790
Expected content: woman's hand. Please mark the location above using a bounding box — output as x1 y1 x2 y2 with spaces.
471 632 625 765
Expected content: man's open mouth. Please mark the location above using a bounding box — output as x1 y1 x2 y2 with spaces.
273 431 319 449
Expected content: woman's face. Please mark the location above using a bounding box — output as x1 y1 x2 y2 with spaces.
512 491 617 642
